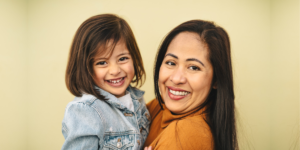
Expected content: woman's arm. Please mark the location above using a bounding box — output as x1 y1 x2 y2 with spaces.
62 102 104 150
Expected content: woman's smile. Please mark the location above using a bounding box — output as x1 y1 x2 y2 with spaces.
167 86 190 100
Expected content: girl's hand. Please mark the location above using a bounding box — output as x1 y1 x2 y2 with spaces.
144 146 152 150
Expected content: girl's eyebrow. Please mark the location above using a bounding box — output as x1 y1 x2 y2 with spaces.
117 52 130 57
94 52 130 60
94 57 107 61
186 58 205 67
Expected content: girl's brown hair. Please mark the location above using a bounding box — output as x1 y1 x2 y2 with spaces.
66 14 145 100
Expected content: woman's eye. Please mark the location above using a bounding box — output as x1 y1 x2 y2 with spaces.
188 66 200 71
96 61 107 65
119 57 129 61
166 61 175 66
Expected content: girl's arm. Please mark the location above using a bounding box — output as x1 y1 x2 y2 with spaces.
62 102 105 150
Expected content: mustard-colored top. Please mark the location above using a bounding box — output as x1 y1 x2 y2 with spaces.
144 99 213 150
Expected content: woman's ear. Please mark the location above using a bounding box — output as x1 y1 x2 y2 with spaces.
212 82 217 89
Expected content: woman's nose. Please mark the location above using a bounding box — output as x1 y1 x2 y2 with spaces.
109 63 121 76
170 68 186 85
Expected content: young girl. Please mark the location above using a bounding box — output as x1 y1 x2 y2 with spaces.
62 14 150 150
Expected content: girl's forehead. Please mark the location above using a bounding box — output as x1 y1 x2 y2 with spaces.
94 40 129 59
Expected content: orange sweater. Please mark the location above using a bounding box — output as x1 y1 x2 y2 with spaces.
144 99 213 150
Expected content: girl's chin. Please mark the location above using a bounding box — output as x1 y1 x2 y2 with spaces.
111 91 126 98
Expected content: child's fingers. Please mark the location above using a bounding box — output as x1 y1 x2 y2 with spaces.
144 146 152 150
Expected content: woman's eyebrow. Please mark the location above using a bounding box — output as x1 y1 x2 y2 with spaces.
186 58 205 67
165 53 178 59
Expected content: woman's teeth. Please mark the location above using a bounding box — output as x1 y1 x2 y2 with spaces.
108 78 123 84
169 89 189 96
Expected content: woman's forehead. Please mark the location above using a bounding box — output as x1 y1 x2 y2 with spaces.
166 32 209 59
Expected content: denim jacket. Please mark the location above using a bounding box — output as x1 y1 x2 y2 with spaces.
62 86 150 150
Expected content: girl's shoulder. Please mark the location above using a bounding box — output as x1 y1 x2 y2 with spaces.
70 94 98 105
64 94 109 116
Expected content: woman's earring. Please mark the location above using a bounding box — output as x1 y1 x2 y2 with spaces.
212 82 217 89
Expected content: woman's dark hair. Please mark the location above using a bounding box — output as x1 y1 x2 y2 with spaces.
154 20 238 150
66 14 145 100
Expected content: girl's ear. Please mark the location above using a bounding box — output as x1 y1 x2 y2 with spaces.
212 82 217 89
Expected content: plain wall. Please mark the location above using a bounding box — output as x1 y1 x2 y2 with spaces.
0 1 27 149
0 0 299 150
270 0 299 149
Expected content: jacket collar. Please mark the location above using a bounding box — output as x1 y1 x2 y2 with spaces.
126 85 144 100
94 85 144 110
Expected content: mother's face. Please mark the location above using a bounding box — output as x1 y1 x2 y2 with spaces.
158 32 214 114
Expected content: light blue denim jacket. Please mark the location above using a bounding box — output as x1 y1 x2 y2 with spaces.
62 86 150 150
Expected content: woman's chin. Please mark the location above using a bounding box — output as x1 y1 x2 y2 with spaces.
164 101 185 115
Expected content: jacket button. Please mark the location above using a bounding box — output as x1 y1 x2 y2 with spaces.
124 113 133 117
117 138 122 148
145 113 150 121
117 142 122 148
137 140 140 145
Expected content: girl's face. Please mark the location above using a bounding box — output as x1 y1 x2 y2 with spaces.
158 32 214 114
93 39 134 98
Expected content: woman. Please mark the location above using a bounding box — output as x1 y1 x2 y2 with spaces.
144 20 238 150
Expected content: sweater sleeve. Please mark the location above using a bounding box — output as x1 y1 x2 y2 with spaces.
154 116 213 150
61 102 105 150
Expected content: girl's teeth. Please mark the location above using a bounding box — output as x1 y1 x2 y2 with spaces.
169 89 189 96
109 78 123 84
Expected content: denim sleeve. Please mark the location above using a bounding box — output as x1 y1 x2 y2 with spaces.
61 102 105 150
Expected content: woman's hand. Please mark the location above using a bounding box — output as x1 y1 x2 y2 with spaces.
144 146 152 150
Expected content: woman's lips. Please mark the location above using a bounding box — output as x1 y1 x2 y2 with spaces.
106 77 125 87
167 86 190 100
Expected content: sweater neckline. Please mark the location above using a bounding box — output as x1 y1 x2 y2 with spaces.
161 104 206 128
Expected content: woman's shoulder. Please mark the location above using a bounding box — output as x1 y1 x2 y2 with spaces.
176 114 212 137
146 98 159 109
155 114 213 149
146 99 162 120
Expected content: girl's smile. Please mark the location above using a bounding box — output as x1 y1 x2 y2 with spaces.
105 77 126 87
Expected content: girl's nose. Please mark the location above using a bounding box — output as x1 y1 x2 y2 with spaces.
109 63 121 76
170 68 186 85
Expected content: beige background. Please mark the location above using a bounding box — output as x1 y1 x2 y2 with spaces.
0 0 299 150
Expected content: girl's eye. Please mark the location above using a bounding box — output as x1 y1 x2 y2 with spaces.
166 61 175 66
119 57 129 61
188 66 200 71
96 61 107 65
